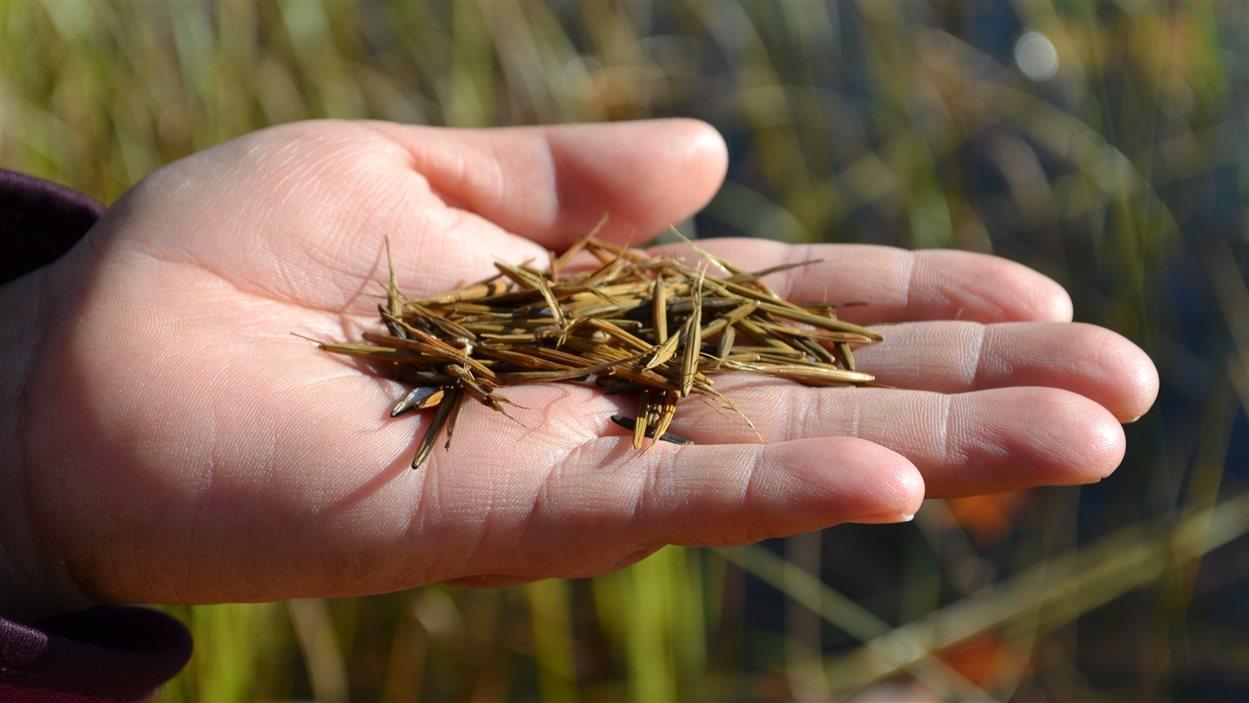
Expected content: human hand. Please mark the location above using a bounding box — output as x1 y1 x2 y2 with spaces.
0 119 1157 619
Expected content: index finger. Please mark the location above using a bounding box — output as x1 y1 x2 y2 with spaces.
649 238 1073 324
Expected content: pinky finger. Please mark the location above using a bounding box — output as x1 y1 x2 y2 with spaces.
538 435 925 552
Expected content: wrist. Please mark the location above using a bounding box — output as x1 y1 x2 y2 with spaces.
0 268 93 621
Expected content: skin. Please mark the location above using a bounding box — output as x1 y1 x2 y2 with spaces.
0 119 1158 621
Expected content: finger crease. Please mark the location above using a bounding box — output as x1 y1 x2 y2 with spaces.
777 242 816 299
938 394 956 466
630 448 670 539
740 446 767 511
901 250 919 314
969 324 989 388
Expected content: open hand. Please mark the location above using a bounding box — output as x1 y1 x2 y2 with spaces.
1 119 1157 618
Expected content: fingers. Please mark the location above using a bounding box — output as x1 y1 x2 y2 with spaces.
648 238 1073 324
522 436 924 555
667 385 1125 497
380 411 922 581
855 321 1159 421
363 386 922 582
364 118 728 249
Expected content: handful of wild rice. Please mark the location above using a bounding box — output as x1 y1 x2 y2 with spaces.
315 231 882 468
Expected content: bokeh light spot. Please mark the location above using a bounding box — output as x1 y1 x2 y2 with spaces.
1014 31 1059 81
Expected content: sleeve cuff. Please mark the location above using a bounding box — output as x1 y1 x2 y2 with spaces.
0 606 192 702
0 169 105 285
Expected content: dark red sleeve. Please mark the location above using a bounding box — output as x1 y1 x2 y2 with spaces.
0 170 193 701
0 169 105 284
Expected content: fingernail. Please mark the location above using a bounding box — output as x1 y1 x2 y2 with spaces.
849 511 915 525
1123 415 1142 424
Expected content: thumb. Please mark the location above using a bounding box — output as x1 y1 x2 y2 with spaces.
364 118 729 248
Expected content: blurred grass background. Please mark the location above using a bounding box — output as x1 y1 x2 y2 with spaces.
3 1 1247 701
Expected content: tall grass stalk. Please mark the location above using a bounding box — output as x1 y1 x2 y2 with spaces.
5 1 1245 699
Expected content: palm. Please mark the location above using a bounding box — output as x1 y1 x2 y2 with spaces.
21 120 1157 607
